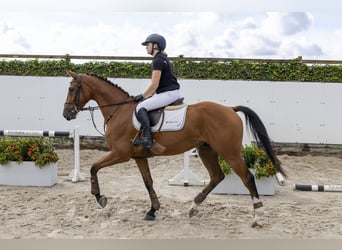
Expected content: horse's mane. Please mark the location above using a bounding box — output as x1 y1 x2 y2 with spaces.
86 73 131 96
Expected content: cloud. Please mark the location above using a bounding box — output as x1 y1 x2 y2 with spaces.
230 33 281 58
41 21 147 56
280 39 323 58
169 13 221 56
204 14 282 58
279 12 313 35
202 12 323 58
259 12 313 37
1 22 10 33
0 11 340 60
0 21 31 52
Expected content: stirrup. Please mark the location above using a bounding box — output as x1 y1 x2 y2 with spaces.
133 137 153 148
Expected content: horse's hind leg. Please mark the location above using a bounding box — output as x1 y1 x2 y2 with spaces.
134 158 160 220
227 156 264 228
189 143 225 217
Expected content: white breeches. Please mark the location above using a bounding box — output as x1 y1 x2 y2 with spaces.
136 89 181 112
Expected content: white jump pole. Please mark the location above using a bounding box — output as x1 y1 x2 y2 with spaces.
294 184 342 192
275 172 285 186
0 126 85 183
168 149 207 186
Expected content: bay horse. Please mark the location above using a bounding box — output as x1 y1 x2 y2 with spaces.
63 70 286 228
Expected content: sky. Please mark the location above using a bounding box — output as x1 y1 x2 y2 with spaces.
1 0 341 60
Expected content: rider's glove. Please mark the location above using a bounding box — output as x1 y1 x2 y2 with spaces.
133 94 144 102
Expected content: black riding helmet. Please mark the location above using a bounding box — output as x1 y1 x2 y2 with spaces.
141 33 166 51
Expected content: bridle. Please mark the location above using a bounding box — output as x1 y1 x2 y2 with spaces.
64 74 84 115
64 74 135 135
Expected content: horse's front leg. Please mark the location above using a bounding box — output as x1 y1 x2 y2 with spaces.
90 151 128 208
134 158 160 220
90 167 108 208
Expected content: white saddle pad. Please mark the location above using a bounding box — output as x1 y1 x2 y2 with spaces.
132 106 188 132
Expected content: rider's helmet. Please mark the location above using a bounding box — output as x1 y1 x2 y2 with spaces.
141 34 166 51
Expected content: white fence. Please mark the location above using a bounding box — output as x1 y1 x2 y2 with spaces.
1 75 342 144
0 127 84 182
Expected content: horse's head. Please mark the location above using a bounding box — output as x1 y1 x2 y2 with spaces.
63 70 90 121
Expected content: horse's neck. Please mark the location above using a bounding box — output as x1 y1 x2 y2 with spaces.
88 78 132 119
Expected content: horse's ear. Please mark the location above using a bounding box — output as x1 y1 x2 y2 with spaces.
66 70 77 79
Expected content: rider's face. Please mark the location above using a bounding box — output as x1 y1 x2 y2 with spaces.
145 42 159 56
145 42 153 55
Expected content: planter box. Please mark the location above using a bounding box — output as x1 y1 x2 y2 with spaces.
0 161 57 187
212 170 275 195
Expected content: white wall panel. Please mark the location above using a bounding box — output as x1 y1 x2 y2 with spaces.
1 76 341 144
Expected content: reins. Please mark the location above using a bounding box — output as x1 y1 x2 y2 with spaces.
79 98 135 112
80 97 135 136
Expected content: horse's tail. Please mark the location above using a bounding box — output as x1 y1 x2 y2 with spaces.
233 105 286 177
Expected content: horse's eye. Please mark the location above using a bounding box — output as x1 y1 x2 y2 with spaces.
69 87 75 92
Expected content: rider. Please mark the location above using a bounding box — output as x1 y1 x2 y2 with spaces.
133 33 181 148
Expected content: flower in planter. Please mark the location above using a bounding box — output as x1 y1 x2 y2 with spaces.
0 137 59 167
218 144 276 179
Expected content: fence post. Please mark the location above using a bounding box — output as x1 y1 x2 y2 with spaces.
67 126 85 182
168 149 207 186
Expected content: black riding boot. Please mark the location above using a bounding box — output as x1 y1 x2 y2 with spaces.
135 108 153 148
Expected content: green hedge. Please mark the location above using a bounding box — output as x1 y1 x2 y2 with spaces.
1 57 341 82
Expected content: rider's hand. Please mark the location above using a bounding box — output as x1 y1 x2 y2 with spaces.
133 94 144 102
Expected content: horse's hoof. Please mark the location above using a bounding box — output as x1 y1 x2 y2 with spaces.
144 214 156 221
252 220 263 229
144 208 156 221
189 208 199 218
96 195 107 208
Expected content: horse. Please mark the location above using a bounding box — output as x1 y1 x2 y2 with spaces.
63 70 286 228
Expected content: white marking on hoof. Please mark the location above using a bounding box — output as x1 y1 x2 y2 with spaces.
255 206 264 216
252 205 264 228
189 202 199 218
252 218 263 228
252 198 264 228
252 208 263 228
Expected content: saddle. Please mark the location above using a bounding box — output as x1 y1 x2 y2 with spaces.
131 97 187 158
146 97 185 126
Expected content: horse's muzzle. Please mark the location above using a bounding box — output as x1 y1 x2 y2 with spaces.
63 107 77 121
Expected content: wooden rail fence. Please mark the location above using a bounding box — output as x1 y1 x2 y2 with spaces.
1 54 342 65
